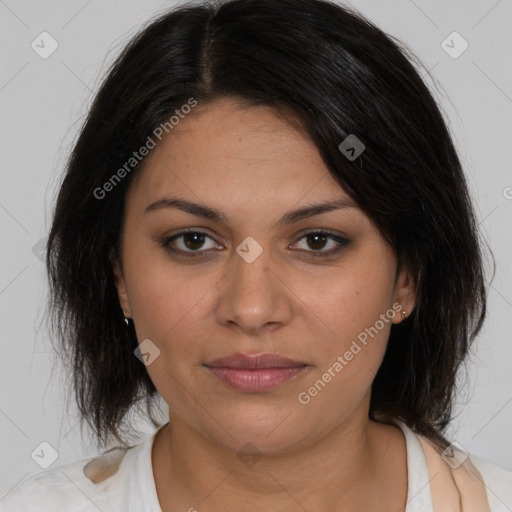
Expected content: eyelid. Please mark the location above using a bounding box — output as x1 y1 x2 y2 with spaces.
289 229 351 257
160 228 350 257
162 229 220 253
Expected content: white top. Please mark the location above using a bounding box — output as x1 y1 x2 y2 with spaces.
1 420 511 511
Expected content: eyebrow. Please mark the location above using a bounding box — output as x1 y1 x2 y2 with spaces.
144 197 358 225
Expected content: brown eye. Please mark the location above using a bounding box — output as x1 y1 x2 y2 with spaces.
293 231 350 257
305 233 329 251
182 232 207 250
161 231 220 255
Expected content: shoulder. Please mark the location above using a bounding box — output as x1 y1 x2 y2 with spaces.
0 446 130 512
390 418 512 510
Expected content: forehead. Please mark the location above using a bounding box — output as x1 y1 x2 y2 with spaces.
125 97 353 211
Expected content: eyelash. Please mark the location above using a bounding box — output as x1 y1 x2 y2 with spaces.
160 229 350 259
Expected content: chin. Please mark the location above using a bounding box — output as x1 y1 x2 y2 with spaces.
201 408 311 456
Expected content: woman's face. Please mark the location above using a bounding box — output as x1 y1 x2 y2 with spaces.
113 97 415 454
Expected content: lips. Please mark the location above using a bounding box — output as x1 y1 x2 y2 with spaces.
204 353 307 369
203 353 309 392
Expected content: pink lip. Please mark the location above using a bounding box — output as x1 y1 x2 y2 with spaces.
204 353 309 392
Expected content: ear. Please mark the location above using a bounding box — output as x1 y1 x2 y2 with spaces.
392 265 416 324
110 250 132 319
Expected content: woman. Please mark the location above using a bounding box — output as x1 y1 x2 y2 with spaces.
1 0 510 510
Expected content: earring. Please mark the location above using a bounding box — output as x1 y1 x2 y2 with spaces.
401 311 407 319
123 310 130 326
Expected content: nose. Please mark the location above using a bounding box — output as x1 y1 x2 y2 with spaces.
215 241 294 335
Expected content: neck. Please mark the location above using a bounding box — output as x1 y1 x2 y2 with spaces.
152 405 406 511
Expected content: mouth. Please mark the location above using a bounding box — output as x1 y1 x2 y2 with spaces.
203 353 309 392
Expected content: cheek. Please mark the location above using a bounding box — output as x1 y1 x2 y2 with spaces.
296 260 395 341
128 279 210 375
123 241 216 342
296 285 394 419
291 254 396 387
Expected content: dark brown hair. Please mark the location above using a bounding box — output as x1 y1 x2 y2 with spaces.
46 0 491 450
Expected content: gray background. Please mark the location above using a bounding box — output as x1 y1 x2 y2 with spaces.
1 0 511 495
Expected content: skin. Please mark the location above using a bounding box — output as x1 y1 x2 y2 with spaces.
113 97 416 511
